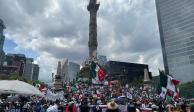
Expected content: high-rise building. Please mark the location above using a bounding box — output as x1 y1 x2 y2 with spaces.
54 58 68 83
32 64 39 80
155 0 194 82
23 58 34 80
98 55 107 66
0 19 5 65
106 61 152 85
61 58 68 82
68 62 80 82
5 53 26 76
56 61 62 76
0 51 5 66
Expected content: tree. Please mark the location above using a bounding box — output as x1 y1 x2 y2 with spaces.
27 80 42 85
179 81 194 98
0 74 9 80
128 77 143 87
8 73 45 86
9 73 27 82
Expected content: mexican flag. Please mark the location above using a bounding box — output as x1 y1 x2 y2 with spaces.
90 61 105 84
159 70 180 92
159 70 181 101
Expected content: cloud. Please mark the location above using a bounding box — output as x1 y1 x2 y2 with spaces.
35 52 58 82
0 0 164 82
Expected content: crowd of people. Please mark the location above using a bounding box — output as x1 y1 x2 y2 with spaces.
0 81 194 112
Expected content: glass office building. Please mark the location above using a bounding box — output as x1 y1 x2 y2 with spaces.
106 61 152 84
155 0 194 82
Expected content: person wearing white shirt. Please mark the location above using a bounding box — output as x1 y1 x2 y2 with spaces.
47 100 60 112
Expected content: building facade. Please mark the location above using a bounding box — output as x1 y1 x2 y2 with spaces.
5 54 26 76
23 58 33 80
0 19 5 66
32 64 39 80
106 61 152 84
1 53 39 80
68 62 80 82
54 58 68 83
61 58 68 82
155 0 194 82
0 51 5 66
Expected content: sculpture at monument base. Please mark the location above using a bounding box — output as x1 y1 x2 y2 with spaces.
53 61 63 91
80 56 99 79
53 74 63 91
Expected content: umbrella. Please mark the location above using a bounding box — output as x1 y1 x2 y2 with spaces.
0 80 44 97
6 95 19 102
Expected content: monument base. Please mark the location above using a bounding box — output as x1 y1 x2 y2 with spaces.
53 74 63 91
79 57 98 79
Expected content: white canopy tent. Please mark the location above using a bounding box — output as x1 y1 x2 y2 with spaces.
0 80 44 97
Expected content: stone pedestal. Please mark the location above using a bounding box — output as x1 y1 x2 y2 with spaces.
80 57 98 79
53 74 63 91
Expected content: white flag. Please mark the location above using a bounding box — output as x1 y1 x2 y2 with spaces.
127 92 132 99
160 87 167 99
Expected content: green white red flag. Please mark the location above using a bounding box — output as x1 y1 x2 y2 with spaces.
159 70 180 100
159 70 180 92
90 61 105 84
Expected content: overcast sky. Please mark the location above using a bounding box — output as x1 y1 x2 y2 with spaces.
0 0 164 82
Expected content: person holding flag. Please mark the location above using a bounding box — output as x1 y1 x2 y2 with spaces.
159 70 180 101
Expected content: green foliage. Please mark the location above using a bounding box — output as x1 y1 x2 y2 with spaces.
179 81 194 98
27 80 43 86
9 73 27 82
0 74 9 80
127 77 143 87
0 73 45 87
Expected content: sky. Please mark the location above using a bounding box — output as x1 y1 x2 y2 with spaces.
0 0 164 82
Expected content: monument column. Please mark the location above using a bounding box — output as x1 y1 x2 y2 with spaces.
79 0 100 78
87 0 100 58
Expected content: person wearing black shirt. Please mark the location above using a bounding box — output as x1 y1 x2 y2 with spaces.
80 98 90 112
